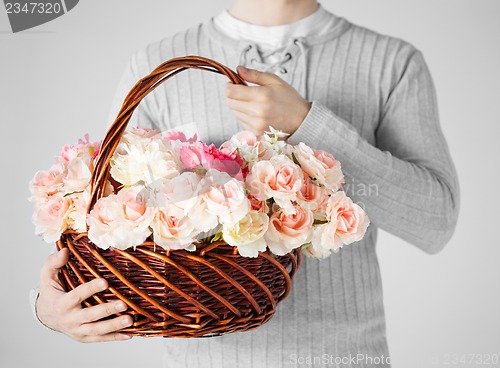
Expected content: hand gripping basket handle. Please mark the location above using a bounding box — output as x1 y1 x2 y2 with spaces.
88 56 247 214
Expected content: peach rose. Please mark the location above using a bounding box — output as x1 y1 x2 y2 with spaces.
29 163 64 197
246 155 303 215
200 169 250 226
32 192 71 242
122 127 162 147
87 186 155 250
311 192 370 254
326 191 369 245
247 193 270 214
296 176 328 212
264 203 314 255
232 130 258 147
294 142 344 191
151 204 198 250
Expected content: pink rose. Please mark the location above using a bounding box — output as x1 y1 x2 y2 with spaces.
179 143 205 170
294 142 344 191
163 130 198 143
246 155 303 215
204 145 244 178
32 192 71 242
180 143 244 179
57 134 100 164
264 203 314 255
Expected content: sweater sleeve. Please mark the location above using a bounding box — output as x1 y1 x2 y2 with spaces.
286 50 460 254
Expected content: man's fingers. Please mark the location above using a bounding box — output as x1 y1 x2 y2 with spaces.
237 65 281 86
227 98 256 116
79 315 133 337
64 278 108 308
232 110 254 127
40 248 69 284
80 332 132 343
226 83 257 101
79 300 129 323
236 116 262 135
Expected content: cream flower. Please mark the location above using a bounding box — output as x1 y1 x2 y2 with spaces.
199 169 250 225
62 157 92 193
222 210 269 257
110 140 179 186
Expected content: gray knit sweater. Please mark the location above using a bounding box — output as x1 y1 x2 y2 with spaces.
110 13 459 368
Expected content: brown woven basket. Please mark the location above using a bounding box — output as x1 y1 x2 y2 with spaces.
56 56 302 338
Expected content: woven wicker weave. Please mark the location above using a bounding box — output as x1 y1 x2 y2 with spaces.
57 56 302 338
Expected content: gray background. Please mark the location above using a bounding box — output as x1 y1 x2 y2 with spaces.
1 1 499 367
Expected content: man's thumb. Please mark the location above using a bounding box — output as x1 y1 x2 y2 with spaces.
237 65 280 86
41 248 69 282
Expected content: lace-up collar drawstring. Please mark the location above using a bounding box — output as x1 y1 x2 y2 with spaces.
238 38 309 100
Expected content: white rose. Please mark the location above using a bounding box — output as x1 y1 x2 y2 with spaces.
222 210 269 257
110 141 179 186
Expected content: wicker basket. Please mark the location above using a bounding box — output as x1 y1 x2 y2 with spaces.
56 56 302 338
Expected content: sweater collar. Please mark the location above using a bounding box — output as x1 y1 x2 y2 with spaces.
203 9 352 51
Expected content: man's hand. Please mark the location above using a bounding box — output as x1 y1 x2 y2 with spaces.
36 248 133 343
226 66 311 136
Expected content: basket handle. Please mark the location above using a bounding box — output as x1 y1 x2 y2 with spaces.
87 56 247 214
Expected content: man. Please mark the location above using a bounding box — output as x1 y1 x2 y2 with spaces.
33 1 459 366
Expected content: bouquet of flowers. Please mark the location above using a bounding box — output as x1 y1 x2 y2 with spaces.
29 126 369 259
